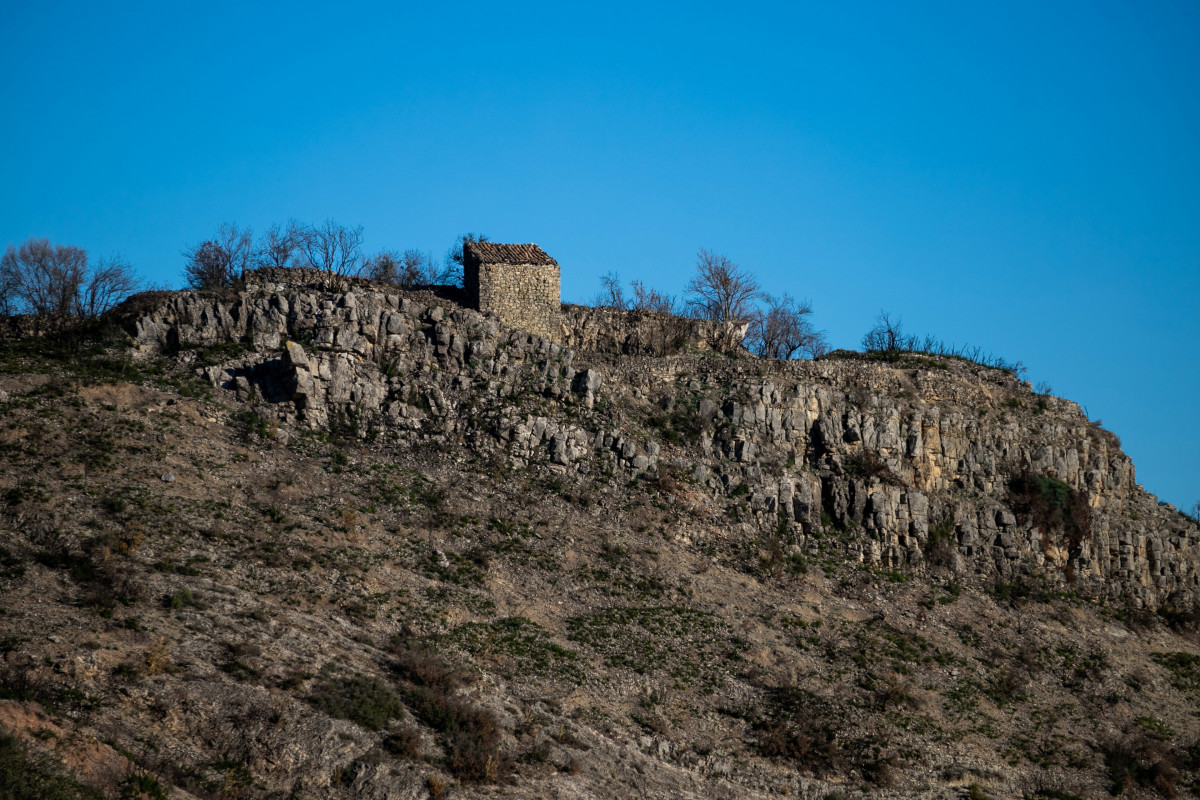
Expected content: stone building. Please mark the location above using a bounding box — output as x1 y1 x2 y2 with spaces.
463 242 561 340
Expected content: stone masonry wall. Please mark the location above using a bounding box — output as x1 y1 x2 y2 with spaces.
477 262 561 341
561 304 748 355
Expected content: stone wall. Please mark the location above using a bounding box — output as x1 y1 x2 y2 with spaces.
474 261 562 341
243 267 376 291
560 304 747 355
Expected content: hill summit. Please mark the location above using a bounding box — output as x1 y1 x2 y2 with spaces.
1 271 1198 799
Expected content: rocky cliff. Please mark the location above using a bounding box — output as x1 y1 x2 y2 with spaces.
2 272 1198 800
124 273 1199 608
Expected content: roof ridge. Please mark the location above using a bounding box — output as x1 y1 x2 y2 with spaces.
465 241 558 266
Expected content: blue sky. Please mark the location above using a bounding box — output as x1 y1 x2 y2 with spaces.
3 1 1197 510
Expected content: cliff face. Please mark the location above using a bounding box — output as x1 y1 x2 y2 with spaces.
125 275 1199 608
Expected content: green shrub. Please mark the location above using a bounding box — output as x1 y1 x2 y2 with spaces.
566 605 735 689
165 588 195 610
231 410 271 442
1152 651 1200 695
449 617 583 681
1007 471 1091 561
310 674 405 731
645 409 702 445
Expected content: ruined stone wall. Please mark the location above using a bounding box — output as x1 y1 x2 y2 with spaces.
561 304 747 355
243 267 376 291
476 262 561 341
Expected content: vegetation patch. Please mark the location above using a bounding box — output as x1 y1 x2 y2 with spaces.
309 674 406 731
751 687 844 776
566 605 737 689
1152 651 1200 696
1007 471 1091 557
391 643 510 783
843 450 901 485
448 616 583 681
645 408 702 445
0 668 101 716
0 731 104 800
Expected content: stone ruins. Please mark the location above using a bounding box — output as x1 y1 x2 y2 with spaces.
463 242 561 341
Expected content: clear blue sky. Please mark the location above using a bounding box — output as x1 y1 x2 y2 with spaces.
3 1 1197 511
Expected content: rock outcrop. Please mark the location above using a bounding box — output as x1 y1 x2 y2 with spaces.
120 273 1200 607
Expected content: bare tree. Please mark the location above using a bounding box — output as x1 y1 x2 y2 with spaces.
594 272 676 313
629 280 676 314
748 294 829 360
407 249 440 286
862 311 915 354
595 271 627 309
685 248 761 323
0 237 139 323
255 220 303 269
0 255 14 316
182 223 253 289
297 219 364 284
79 254 141 318
361 250 400 285
1 238 87 317
361 248 432 288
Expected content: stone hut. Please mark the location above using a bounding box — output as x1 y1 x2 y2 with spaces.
463 242 561 340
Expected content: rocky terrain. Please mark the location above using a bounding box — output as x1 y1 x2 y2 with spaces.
1 272 1198 799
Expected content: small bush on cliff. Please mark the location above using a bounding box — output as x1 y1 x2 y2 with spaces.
310 674 406 731
646 408 703 444
924 519 958 569
844 451 901 485
751 686 879 779
1007 471 1091 556
1100 730 1183 798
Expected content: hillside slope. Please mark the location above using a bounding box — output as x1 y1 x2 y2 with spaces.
1 275 1198 799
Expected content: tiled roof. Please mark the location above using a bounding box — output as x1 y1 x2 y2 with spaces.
465 242 557 266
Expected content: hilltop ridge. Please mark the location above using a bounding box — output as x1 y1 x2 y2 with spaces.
1 272 1198 799
123 272 1199 607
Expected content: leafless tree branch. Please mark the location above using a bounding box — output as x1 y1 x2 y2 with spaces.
1 237 140 325
296 219 364 285
595 272 626 309
255 220 303 269
685 248 761 323
747 293 828 360
182 223 253 289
